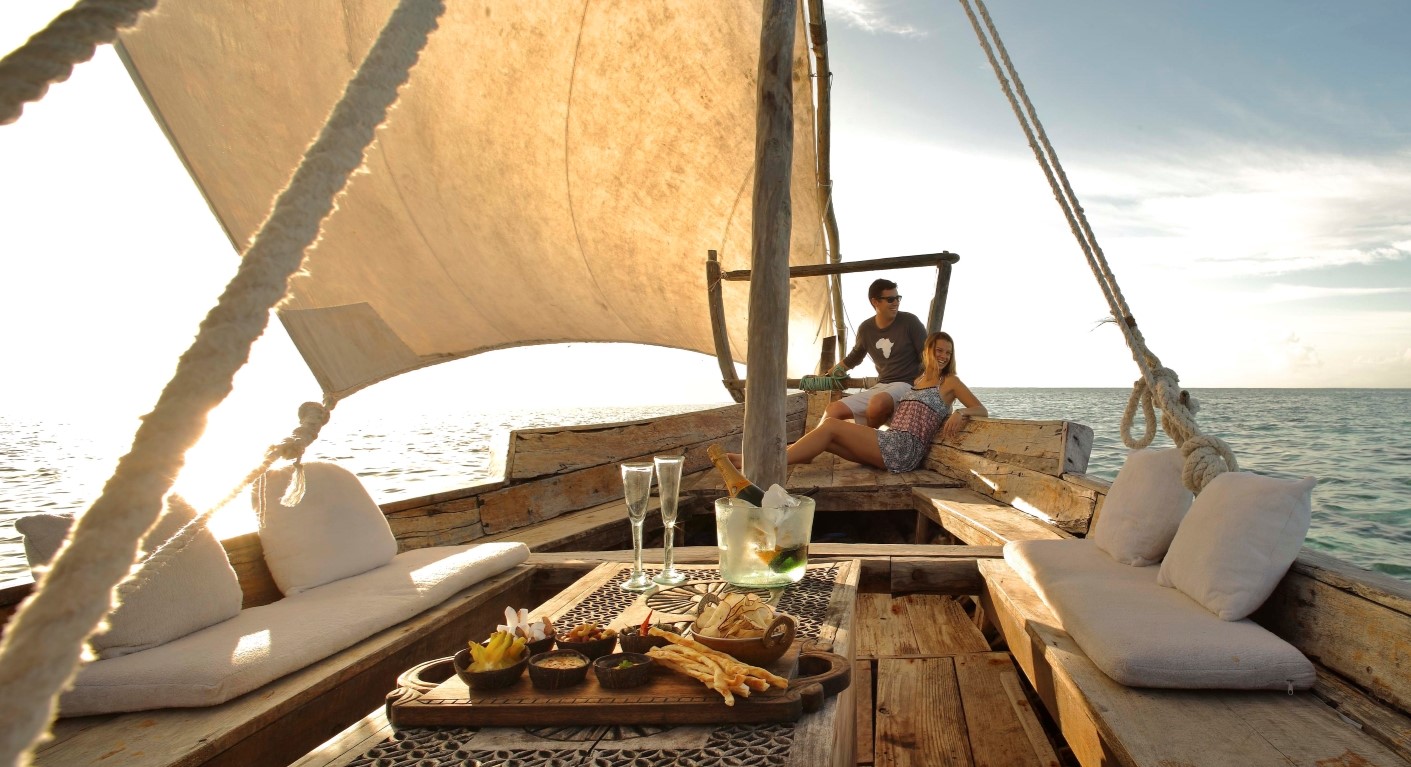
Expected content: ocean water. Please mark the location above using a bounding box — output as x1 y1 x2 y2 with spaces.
2 389 1408 582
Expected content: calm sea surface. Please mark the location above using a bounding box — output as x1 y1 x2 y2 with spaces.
3 389 1408 582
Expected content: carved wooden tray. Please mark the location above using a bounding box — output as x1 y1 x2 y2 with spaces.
388 646 851 728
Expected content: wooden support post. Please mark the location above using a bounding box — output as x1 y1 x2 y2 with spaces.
927 261 953 334
742 0 797 490
804 0 846 350
705 250 744 403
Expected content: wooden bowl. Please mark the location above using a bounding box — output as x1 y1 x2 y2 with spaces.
690 612 797 666
453 647 528 691
618 621 691 654
524 631 556 657
593 653 656 689
555 632 618 660
527 649 590 690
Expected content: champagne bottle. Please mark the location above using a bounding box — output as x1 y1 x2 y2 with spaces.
706 444 767 506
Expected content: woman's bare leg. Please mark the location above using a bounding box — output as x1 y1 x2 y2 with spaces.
785 420 885 468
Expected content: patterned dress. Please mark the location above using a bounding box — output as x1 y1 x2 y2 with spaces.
876 384 951 473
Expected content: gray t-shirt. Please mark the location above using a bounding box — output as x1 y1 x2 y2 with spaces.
843 312 927 384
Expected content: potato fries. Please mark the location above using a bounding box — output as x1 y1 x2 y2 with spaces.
645 627 787 706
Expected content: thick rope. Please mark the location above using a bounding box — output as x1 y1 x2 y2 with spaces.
0 1 444 762
959 0 1236 491
119 399 337 593
0 0 159 126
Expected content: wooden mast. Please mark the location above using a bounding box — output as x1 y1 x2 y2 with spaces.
742 0 798 490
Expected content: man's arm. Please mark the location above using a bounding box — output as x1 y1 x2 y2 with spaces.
841 325 869 370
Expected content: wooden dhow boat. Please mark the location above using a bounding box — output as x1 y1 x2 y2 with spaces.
1 1 1409 766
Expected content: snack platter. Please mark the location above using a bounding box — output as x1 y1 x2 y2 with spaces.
389 642 849 727
388 591 851 728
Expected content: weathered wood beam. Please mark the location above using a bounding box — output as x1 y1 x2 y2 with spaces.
742 0 797 490
926 261 953 333
705 250 744 403
803 0 846 348
721 252 960 281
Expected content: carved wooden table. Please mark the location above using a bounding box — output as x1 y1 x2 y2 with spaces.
312 561 859 767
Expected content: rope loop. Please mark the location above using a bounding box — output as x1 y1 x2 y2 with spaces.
1120 378 1156 448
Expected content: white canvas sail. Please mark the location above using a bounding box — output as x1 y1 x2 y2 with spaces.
117 0 834 397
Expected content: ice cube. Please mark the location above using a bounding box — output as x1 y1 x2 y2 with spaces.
761 484 799 509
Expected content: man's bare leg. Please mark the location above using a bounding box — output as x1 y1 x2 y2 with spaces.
865 393 896 428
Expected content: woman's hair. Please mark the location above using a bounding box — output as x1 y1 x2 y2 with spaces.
917 331 956 385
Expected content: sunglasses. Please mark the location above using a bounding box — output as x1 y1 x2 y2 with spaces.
877 295 902 304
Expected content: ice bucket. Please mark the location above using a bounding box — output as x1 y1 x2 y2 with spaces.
714 495 816 587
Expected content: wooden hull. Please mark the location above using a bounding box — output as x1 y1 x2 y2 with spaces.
5 397 1409 767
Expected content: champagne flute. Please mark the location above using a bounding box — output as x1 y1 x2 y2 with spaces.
652 455 688 586
620 462 656 591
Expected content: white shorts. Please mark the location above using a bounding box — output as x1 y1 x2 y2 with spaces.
840 381 913 422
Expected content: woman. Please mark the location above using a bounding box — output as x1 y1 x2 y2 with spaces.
736 332 987 472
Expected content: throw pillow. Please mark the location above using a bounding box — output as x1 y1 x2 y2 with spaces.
1157 471 1316 621
255 462 397 596
1091 448 1194 566
15 497 244 658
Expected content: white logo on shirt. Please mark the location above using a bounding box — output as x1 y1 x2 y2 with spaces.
876 338 893 359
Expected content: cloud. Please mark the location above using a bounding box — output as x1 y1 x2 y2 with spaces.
1073 147 1411 279
1256 284 1411 304
827 0 927 37
1266 333 1323 370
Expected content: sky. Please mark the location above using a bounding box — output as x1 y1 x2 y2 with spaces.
1 0 1409 492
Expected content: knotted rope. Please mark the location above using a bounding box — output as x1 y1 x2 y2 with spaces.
117 399 337 597
0 0 444 762
958 0 1236 491
0 0 159 126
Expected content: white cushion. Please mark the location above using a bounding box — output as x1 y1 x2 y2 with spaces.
14 512 72 569
1006 539 1315 690
60 541 530 716
1090 448 1192 566
16 498 244 659
255 462 397 595
1157 472 1315 621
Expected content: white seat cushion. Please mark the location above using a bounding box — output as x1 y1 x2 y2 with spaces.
60 541 529 716
16 497 244 659
1005 539 1315 690
1158 472 1316 621
1090 448 1193 566
255 462 398 596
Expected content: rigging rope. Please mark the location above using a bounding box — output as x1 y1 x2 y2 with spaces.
0 0 158 126
957 0 1237 492
0 0 445 762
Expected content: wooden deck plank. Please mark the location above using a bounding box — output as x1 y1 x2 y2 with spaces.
953 652 1060 767
856 660 875 766
289 710 393 767
875 657 972 766
900 595 989 656
855 593 922 658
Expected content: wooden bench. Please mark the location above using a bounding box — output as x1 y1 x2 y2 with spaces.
853 592 1060 766
979 557 1411 767
29 566 535 767
913 487 1072 546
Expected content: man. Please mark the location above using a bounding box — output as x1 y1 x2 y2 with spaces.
825 279 927 426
